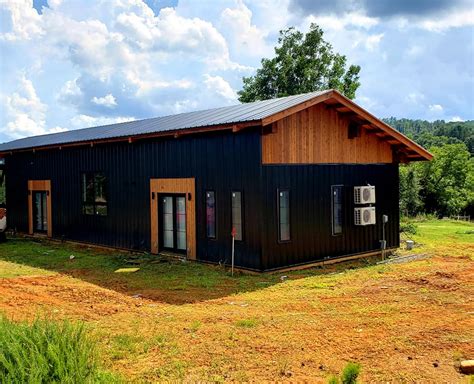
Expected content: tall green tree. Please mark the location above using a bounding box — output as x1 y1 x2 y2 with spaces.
399 165 422 216
418 143 474 216
238 24 361 102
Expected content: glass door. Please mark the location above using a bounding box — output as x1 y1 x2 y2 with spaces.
33 191 48 233
160 195 187 253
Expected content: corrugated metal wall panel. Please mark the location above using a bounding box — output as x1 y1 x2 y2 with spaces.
260 163 400 270
5 129 263 270
5 130 400 271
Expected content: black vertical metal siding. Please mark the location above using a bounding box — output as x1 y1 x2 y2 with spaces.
5 129 263 270
5 129 400 271
260 163 400 270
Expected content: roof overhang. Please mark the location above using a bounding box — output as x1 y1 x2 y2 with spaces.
0 121 261 156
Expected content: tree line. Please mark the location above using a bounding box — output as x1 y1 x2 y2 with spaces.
386 118 474 217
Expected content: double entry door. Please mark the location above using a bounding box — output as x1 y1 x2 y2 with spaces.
159 194 187 253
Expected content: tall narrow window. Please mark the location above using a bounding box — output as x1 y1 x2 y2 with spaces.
82 172 108 216
231 191 242 241
278 189 290 242
206 191 216 239
332 185 343 235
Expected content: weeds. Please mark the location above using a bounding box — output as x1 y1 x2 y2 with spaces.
328 362 361 384
0 316 117 383
235 319 258 328
400 221 418 235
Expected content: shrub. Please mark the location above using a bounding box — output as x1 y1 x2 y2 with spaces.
400 221 418 235
0 316 116 383
327 362 361 384
341 362 361 384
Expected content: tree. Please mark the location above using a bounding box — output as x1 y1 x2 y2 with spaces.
399 165 422 216
418 143 474 216
238 24 361 102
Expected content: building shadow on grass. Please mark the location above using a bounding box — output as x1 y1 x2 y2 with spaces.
0 236 383 305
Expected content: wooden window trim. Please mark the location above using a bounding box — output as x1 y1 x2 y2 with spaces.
331 185 344 236
277 188 291 243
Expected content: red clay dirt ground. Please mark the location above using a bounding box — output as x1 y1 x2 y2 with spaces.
0 220 473 382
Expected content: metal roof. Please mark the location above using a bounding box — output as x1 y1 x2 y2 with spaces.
0 91 329 152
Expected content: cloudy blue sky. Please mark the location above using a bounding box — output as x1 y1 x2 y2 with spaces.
0 0 473 143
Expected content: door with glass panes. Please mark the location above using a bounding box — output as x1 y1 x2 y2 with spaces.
159 194 187 253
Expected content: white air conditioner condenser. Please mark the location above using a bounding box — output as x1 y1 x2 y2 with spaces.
354 186 376 204
354 207 376 226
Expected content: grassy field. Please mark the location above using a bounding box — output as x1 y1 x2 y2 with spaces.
0 219 473 382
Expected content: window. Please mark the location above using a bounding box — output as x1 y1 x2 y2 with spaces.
278 189 290 242
332 185 343 235
206 191 216 238
231 191 243 241
82 173 108 216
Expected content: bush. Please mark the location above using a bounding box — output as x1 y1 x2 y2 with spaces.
0 316 115 383
400 221 418 235
328 362 361 384
341 362 361 384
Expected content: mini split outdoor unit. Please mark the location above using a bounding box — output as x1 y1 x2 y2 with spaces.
354 207 376 226
354 185 376 204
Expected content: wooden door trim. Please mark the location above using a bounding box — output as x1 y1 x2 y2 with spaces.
150 178 196 260
28 180 52 237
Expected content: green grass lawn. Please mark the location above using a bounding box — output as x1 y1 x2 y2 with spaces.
400 218 474 259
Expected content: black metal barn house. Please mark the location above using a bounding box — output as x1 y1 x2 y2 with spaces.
0 90 432 271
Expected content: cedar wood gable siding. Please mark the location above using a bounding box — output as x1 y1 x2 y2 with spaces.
262 103 393 164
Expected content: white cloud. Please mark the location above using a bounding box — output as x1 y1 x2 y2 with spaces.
449 116 464 122
356 95 378 111
91 94 117 108
70 114 134 129
429 104 443 112
220 0 270 58
418 9 474 32
113 6 241 70
203 74 237 101
305 13 379 32
3 76 67 139
0 0 43 41
364 33 384 51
